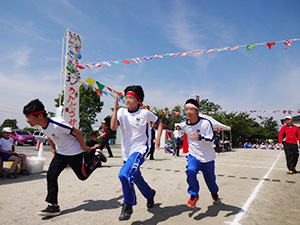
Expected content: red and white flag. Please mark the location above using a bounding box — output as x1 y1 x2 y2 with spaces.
284 40 293 52
94 63 102 68
179 52 189 57
230 46 239 51
154 54 163 58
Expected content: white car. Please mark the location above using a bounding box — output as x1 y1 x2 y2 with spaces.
33 131 48 145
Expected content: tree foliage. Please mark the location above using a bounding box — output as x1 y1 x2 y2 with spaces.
0 119 18 131
213 113 279 147
55 85 103 133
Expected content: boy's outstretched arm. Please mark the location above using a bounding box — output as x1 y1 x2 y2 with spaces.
155 120 163 149
111 97 119 131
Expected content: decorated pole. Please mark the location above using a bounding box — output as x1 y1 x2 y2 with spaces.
62 29 82 128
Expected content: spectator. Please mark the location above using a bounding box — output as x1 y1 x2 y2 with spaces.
146 122 156 160
0 127 29 178
99 121 113 157
278 116 300 175
173 125 181 157
85 132 101 165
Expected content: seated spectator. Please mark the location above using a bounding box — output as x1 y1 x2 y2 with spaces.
260 143 267 149
164 142 173 153
268 142 275 150
0 127 29 178
243 142 249 148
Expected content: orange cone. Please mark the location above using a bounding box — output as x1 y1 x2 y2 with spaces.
36 140 40 150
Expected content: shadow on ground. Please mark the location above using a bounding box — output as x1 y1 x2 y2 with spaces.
132 199 242 224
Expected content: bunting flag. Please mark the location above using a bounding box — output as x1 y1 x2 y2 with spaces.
284 40 293 51
86 77 95 86
266 42 276 49
94 63 102 68
82 76 300 118
75 38 299 69
206 49 216 53
246 45 256 51
123 59 131 65
96 81 105 92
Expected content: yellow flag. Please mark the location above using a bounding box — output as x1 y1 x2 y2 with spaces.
86 77 96 86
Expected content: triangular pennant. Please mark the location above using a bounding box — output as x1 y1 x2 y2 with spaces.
266 42 276 50
123 59 131 65
96 81 105 92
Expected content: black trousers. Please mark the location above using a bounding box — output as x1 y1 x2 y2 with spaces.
100 137 113 157
147 142 155 159
173 138 180 156
46 152 100 204
283 142 299 170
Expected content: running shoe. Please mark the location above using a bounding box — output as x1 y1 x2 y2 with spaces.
147 189 156 208
211 193 219 201
119 204 133 221
19 169 29 175
287 170 295 175
293 168 297 174
95 149 107 162
187 195 199 207
6 173 16 179
38 205 60 217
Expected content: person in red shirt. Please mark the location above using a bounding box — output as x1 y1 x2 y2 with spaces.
278 116 300 174
99 121 113 157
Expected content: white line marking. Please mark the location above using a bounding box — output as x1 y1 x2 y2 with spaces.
225 151 283 225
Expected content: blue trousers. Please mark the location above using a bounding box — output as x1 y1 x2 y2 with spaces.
118 152 153 205
186 154 219 196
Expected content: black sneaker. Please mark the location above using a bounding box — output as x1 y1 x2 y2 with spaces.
19 169 29 175
7 173 16 179
95 149 107 162
119 204 133 221
147 189 156 208
38 205 60 217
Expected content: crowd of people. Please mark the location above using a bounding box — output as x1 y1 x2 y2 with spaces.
243 141 283 150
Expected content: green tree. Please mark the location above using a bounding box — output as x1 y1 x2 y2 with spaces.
55 85 103 133
199 99 222 113
0 119 18 131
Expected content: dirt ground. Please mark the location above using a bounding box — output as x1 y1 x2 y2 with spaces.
0 145 299 225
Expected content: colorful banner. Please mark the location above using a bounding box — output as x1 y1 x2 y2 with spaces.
63 30 82 128
74 38 299 70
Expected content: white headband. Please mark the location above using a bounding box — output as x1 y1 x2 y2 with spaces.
184 103 198 109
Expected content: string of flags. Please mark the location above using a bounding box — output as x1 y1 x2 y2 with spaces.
81 77 300 116
69 38 299 70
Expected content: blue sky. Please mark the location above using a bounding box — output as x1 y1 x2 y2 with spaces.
0 0 299 129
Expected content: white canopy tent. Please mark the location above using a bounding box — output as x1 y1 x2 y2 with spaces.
199 113 231 142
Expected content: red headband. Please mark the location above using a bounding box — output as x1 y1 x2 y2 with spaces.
27 110 46 115
125 91 140 100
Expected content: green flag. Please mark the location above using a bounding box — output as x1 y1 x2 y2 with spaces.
246 44 256 51
96 81 105 92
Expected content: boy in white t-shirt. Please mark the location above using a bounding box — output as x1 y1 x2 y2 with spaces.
23 99 107 217
179 99 219 208
111 85 163 221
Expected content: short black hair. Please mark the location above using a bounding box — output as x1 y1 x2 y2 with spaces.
185 99 199 109
23 99 48 117
124 85 144 102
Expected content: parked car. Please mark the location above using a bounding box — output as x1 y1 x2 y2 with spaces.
10 130 37 146
33 131 48 145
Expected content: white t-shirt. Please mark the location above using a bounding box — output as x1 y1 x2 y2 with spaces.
173 130 181 139
0 137 13 151
117 107 159 161
42 117 84 156
179 117 215 163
